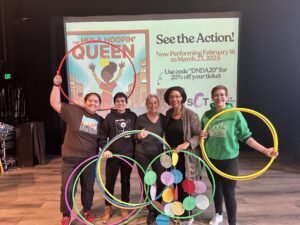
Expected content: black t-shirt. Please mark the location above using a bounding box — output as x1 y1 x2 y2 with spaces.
135 113 165 155
60 103 103 158
165 117 184 148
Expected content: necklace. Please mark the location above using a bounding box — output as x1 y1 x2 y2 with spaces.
172 109 182 119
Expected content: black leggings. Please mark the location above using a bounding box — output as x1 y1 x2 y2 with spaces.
104 157 133 206
60 157 95 217
207 157 239 225
135 151 165 205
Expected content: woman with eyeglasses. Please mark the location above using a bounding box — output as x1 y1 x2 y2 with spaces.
164 86 201 225
200 85 277 225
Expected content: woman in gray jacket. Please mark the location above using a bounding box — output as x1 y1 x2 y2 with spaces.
164 86 201 225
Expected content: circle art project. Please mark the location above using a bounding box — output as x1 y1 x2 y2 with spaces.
145 149 216 220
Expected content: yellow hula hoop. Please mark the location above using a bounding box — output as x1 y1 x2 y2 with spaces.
97 130 172 209
97 154 144 210
200 108 278 181
97 157 142 209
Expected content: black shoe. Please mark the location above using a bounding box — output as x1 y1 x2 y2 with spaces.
147 211 156 225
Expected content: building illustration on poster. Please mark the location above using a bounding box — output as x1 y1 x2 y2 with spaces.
69 75 84 106
127 58 149 112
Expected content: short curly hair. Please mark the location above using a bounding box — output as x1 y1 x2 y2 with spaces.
163 86 187 105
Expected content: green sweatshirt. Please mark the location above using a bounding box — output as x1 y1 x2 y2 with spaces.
201 103 252 160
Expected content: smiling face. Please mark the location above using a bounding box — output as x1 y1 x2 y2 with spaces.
168 90 183 109
84 94 101 114
212 88 228 110
146 96 160 114
114 97 127 113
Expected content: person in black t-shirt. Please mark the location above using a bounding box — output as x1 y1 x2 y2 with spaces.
134 94 165 225
50 75 103 225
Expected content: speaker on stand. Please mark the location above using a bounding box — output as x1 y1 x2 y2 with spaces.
16 122 35 167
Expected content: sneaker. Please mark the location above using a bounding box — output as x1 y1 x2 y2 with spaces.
146 211 156 225
83 210 95 224
61 216 71 225
101 205 112 224
120 208 129 218
209 213 223 225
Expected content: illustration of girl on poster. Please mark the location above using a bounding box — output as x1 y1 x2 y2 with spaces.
88 60 125 110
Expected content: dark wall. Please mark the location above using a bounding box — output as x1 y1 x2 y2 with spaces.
1 0 299 161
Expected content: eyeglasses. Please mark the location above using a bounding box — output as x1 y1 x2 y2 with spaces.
169 95 182 99
213 93 227 98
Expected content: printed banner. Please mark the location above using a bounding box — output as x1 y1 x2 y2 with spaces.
64 13 239 117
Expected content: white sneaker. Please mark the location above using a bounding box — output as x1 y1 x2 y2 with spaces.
209 213 223 225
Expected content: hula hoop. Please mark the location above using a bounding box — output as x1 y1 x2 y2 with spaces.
64 155 97 223
200 107 278 181
72 157 143 225
95 153 147 210
145 150 216 220
56 40 137 110
96 130 172 208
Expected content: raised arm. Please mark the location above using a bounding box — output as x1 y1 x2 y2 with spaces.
88 62 101 84
114 61 125 82
50 75 62 113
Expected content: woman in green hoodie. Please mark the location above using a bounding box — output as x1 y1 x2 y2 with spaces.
200 85 277 225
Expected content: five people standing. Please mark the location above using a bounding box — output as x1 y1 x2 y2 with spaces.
50 78 277 225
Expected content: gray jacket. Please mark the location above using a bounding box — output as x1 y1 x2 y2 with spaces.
165 105 201 179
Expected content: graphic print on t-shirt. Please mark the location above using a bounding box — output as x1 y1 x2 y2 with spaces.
79 115 98 135
115 119 131 138
208 119 228 138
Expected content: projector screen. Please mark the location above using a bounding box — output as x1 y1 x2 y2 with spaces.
64 12 240 117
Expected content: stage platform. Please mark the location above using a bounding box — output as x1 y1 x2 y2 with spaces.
0 151 299 225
